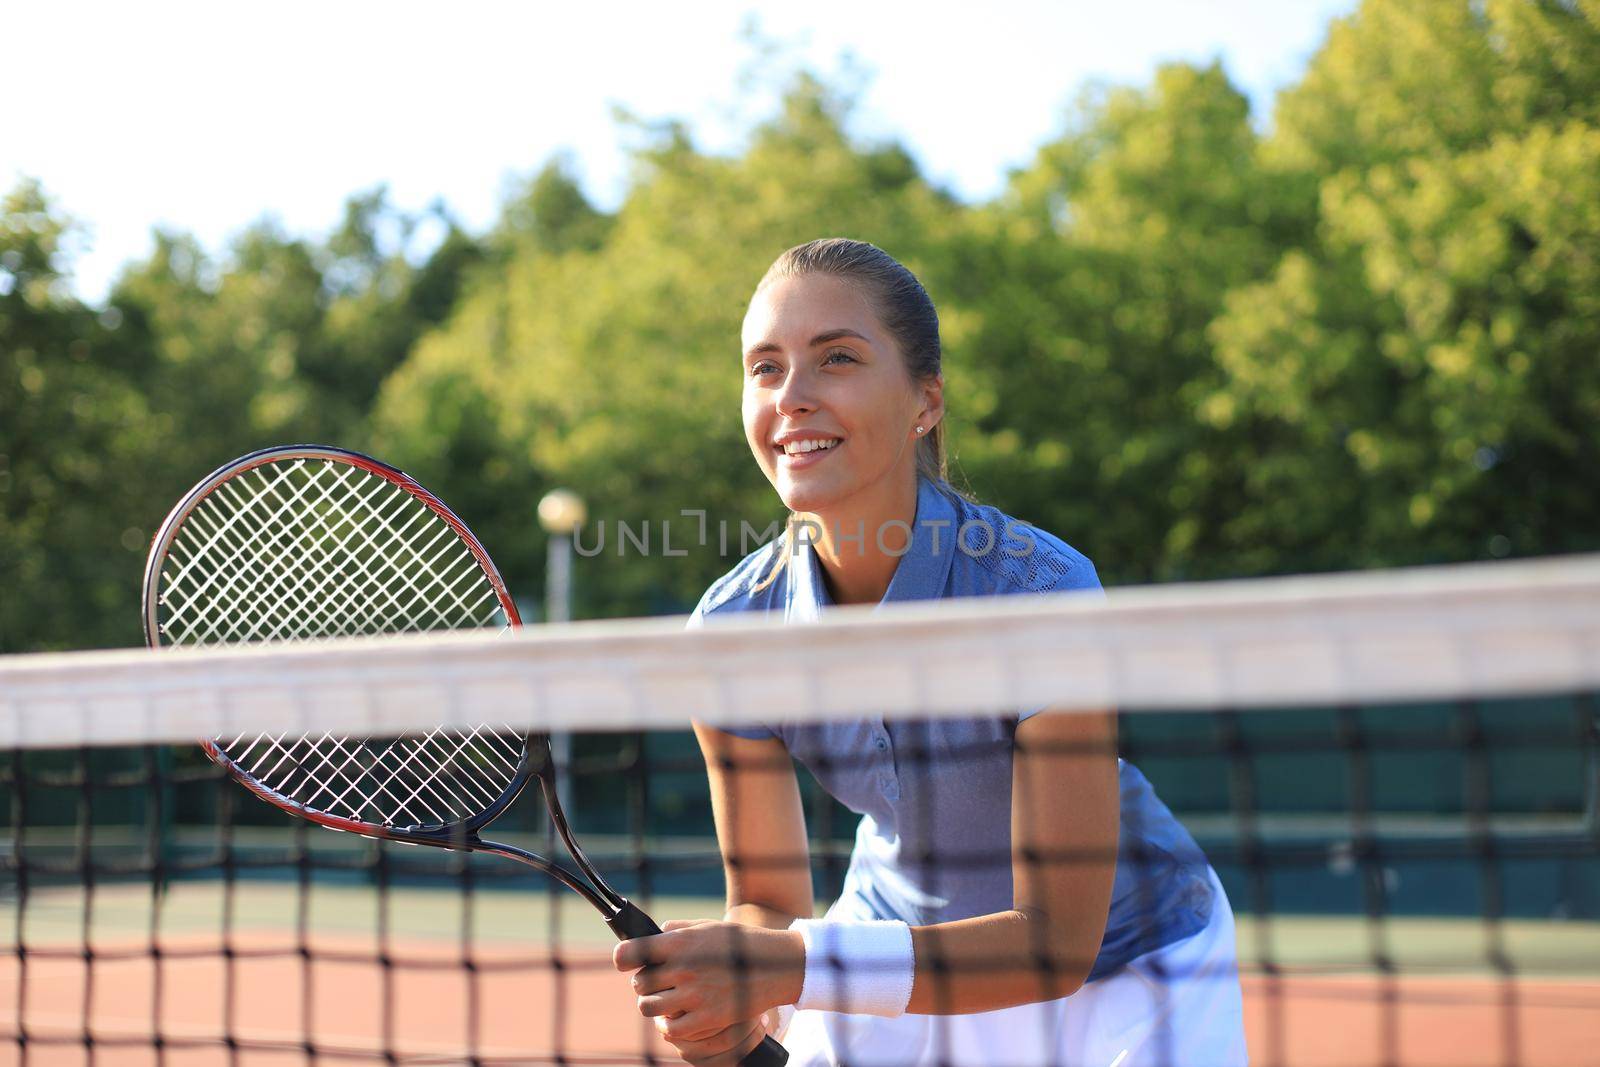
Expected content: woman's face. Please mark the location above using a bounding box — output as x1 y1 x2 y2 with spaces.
741 272 940 515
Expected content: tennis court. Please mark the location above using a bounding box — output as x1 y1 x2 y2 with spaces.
2 880 1596 1065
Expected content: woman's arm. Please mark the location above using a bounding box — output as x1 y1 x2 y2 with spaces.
907 707 1119 1012
612 725 812 1065
693 722 815 928
615 709 1119 1045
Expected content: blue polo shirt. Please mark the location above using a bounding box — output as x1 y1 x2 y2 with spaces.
690 477 1215 982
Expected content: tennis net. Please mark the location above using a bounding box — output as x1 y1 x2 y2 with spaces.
1 556 1596 1066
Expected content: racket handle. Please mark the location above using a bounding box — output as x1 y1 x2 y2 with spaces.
742 1034 790 1066
606 898 662 939
607 899 791 1066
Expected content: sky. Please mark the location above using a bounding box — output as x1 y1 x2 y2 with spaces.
4 0 1358 305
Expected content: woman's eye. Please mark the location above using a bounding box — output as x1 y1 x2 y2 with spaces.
748 351 855 377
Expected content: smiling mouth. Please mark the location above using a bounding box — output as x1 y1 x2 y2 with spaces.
777 438 844 463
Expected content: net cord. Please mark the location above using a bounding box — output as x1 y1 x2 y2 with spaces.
5 555 1597 749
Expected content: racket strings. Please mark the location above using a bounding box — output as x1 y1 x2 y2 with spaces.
228 726 519 827
206 469 423 638
163 468 375 643
159 455 522 830
160 460 503 645
176 463 403 641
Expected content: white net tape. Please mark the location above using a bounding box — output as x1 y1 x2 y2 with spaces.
3 555 1597 750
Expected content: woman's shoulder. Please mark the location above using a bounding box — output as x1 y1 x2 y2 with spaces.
940 486 1102 597
688 535 787 624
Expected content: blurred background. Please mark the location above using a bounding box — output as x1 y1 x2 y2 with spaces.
3 0 1598 653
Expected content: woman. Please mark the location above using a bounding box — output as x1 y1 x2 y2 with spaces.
613 239 1246 1067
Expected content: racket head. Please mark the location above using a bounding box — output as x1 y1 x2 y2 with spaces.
143 444 541 840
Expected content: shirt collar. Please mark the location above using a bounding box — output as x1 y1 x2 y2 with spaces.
785 477 959 619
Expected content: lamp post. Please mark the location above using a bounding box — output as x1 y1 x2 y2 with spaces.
537 489 586 811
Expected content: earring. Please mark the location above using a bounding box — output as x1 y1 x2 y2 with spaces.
915 425 925 435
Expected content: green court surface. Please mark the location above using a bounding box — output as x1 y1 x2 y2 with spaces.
5 880 1597 979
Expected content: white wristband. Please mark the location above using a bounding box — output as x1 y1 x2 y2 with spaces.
790 918 915 1017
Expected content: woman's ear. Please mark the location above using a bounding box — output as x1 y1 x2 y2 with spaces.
917 373 946 432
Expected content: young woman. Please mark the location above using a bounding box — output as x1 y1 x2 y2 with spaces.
613 239 1247 1067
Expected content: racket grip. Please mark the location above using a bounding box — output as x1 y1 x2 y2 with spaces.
606 898 662 939
742 1034 790 1066
606 899 790 1066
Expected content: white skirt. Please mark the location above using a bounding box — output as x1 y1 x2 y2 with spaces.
780 869 1247 1067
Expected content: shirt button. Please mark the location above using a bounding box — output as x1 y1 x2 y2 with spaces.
875 737 889 751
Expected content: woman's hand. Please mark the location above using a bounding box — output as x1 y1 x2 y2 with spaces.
613 919 804 1059
643 1015 773 1067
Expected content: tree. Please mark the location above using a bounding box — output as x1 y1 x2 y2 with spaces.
372 75 959 616
496 156 613 256
943 63 1287 581
10 0 1600 650
0 182 493 650
1206 121 1600 568
0 181 155 650
1202 0 1600 571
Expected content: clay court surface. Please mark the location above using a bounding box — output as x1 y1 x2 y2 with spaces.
2 884 1595 1066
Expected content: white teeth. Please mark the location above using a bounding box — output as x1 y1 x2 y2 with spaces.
781 438 839 456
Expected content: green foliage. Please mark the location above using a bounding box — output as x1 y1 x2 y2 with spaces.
1 185 486 650
496 156 614 256
1204 0 1600 572
0 181 156 650
943 62 1288 580
1208 121 1600 568
371 74 958 615
5 0 1598 651
1270 0 1600 175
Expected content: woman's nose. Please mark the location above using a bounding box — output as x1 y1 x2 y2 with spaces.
774 369 819 418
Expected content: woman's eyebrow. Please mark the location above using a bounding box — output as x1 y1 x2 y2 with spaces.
744 328 872 359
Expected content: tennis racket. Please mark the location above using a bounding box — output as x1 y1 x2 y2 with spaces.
142 444 787 1067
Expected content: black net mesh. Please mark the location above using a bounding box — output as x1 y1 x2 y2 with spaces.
5 558 1598 1066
